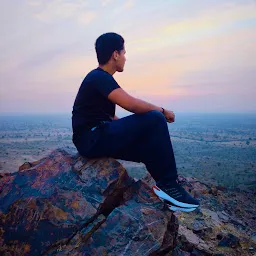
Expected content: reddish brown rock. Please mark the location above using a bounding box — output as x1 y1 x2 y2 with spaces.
48 181 178 255
172 176 255 256
0 149 178 256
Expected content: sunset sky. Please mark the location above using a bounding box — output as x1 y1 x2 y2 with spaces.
0 0 255 115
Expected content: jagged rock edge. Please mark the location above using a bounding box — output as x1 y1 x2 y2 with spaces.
43 157 138 255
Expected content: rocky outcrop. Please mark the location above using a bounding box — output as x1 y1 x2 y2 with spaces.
0 149 178 256
171 175 256 255
1 148 255 256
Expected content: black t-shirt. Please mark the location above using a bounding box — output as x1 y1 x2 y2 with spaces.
72 67 120 135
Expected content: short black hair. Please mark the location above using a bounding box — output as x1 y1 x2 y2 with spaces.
95 32 124 65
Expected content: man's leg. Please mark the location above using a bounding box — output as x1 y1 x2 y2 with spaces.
74 110 200 210
75 110 177 183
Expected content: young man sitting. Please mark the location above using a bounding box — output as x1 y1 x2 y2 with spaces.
72 32 200 212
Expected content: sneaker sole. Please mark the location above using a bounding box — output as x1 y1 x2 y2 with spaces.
169 205 197 212
152 185 199 208
157 197 197 212
159 197 196 212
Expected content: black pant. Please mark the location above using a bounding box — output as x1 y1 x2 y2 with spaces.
73 110 178 184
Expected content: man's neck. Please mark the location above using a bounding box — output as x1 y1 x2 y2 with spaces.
98 64 116 75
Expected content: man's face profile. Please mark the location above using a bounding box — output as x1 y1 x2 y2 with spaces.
115 47 126 72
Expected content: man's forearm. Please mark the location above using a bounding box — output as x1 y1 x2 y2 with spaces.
131 98 163 114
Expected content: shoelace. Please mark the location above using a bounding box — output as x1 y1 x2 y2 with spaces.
164 181 186 198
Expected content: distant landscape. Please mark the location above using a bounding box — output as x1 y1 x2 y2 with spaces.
1 113 255 191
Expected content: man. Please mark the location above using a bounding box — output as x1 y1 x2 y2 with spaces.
72 32 199 212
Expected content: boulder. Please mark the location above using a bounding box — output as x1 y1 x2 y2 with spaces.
0 149 178 256
173 176 255 256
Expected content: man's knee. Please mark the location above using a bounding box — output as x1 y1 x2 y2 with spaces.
144 110 166 123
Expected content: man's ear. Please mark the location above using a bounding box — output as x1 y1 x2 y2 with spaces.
113 50 119 61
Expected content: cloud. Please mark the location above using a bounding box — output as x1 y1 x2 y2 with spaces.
113 0 135 13
101 0 114 7
77 11 97 25
1 0 255 113
29 0 96 25
124 2 256 94
126 2 256 56
160 2 256 42
27 0 42 6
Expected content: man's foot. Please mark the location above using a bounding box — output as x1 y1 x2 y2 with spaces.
156 196 197 212
155 197 196 212
152 180 200 209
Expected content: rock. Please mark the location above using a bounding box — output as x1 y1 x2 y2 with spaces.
177 225 213 255
172 248 191 256
2 149 255 256
203 209 222 226
51 181 178 255
177 175 210 196
141 172 156 187
216 211 230 223
18 161 32 171
191 219 206 232
209 187 218 196
172 175 254 256
18 159 45 172
0 149 178 256
218 233 240 249
251 233 256 245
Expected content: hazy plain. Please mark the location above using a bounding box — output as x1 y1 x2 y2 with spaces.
1 113 255 191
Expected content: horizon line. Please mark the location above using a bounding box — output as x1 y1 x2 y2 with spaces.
0 111 256 116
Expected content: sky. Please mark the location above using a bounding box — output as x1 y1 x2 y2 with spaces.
0 0 255 115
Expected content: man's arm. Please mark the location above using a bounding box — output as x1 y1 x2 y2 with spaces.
113 115 119 120
108 88 162 114
108 88 175 123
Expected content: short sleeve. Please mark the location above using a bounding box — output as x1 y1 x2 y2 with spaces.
95 72 120 98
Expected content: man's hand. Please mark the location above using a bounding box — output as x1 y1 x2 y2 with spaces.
163 109 175 123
